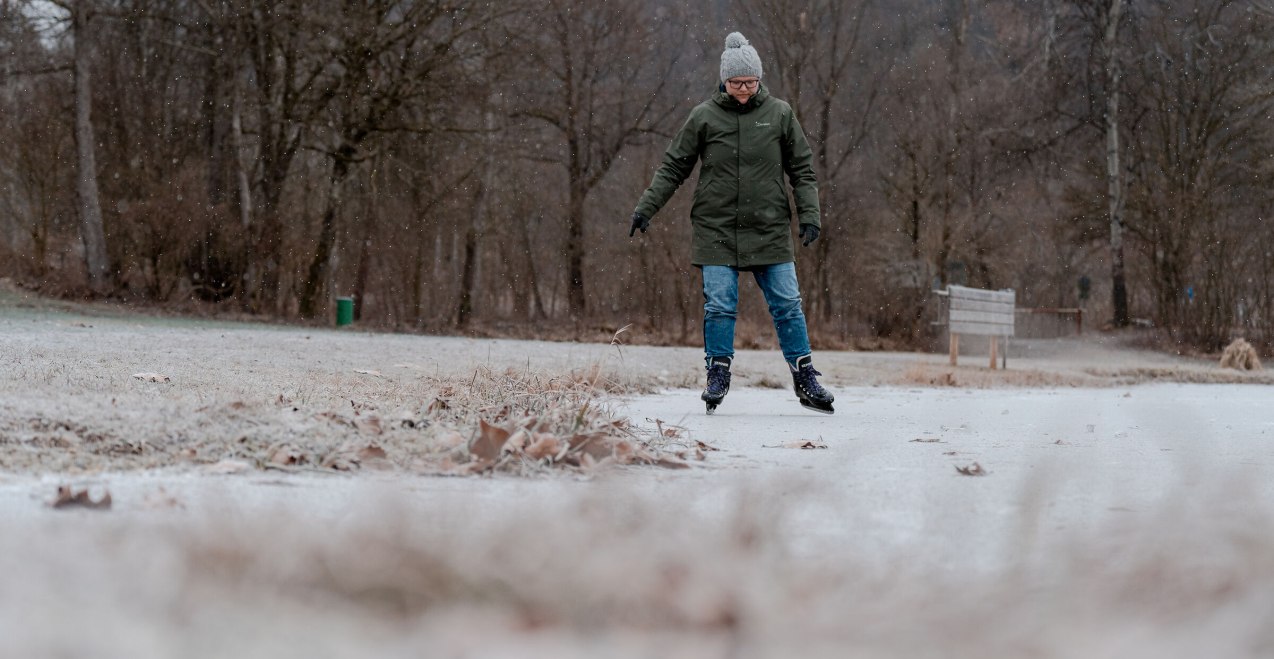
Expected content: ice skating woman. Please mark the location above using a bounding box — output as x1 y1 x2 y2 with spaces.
629 32 834 415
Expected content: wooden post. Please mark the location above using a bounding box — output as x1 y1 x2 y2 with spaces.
989 335 998 370
1076 309 1083 335
949 333 959 366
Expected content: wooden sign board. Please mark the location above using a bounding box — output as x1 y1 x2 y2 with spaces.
947 285 1015 337
939 285 1015 369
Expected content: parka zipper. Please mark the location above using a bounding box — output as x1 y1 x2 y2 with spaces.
734 110 740 268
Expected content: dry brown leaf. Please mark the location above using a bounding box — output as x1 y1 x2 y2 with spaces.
696 440 721 452
523 435 562 461
470 420 512 462
955 462 987 476
354 415 384 435
654 456 691 469
569 432 614 461
910 437 943 443
314 411 354 427
323 455 359 471
268 444 304 466
503 429 530 454
358 444 388 461
52 486 112 510
763 440 828 449
654 418 685 439
132 372 171 383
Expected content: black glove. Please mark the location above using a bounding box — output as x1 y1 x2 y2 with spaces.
799 223 820 247
629 212 650 237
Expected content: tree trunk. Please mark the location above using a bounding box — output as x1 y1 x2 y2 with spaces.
230 77 253 231
458 110 496 327
299 154 351 319
352 159 378 322
72 5 110 293
565 183 586 318
1104 0 1129 327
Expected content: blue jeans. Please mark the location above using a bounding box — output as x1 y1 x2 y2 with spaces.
702 262 812 369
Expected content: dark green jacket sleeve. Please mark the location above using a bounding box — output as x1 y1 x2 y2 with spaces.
634 110 702 220
781 110 820 229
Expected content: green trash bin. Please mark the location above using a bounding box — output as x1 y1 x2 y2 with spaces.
335 297 354 326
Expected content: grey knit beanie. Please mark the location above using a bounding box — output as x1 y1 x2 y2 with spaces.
720 32 763 82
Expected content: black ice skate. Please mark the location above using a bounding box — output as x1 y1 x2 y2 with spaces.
701 357 732 415
791 355 834 414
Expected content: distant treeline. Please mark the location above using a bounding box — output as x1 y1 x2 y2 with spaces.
1 0 1271 351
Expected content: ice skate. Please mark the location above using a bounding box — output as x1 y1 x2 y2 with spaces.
791 355 834 414
701 357 732 415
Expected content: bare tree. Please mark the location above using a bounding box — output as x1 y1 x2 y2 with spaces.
1101 0 1129 327
1124 0 1274 347
735 0 888 322
513 0 687 319
296 0 492 319
40 1 110 292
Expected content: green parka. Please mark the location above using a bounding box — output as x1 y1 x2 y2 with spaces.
634 84 820 267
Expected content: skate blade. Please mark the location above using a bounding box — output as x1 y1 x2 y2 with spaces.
798 401 835 415
705 404 717 416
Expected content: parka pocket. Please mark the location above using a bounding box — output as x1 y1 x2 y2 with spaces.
692 178 717 206
772 177 791 215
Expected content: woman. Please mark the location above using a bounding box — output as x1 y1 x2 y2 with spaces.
629 32 834 415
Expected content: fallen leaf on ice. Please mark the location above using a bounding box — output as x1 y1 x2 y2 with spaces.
763 440 828 449
52 486 112 510
353 369 383 377
653 418 685 439
696 440 720 452
568 432 613 460
470 420 511 462
955 462 987 476
132 372 171 383
909 437 943 443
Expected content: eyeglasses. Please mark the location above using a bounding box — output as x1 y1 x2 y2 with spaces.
726 79 759 90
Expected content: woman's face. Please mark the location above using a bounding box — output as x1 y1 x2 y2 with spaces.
725 77 760 104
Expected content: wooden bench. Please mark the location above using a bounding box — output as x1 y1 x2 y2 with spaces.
936 285 1015 369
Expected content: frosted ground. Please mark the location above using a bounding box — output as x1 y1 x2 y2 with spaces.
3 288 1274 658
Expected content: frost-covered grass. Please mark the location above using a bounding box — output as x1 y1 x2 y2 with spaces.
0 299 692 474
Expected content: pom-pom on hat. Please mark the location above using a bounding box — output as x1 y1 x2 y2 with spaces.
720 32 763 82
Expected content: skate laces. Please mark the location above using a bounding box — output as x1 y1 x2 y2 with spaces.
706 363 731 391
794 364 826 394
